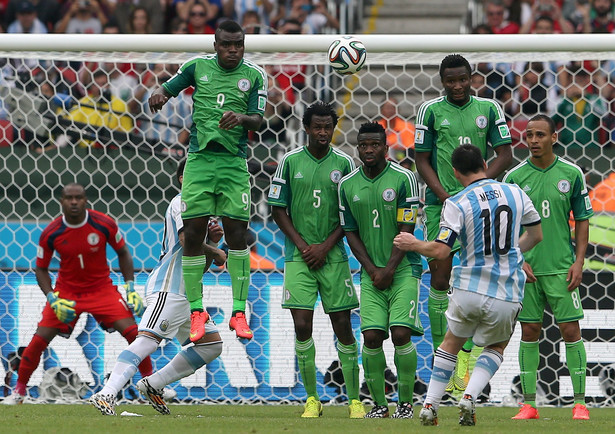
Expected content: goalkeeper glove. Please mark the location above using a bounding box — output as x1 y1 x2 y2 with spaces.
46 291 76 324
124 281 145 317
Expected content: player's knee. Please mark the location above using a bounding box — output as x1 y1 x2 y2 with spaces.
520 322 541 341
559 321 581 342
192 342 223 366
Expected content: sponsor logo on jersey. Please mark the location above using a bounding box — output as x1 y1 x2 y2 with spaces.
268 184 281 200
437 227 452 243
160 319 169 332
181 200 187 212
498 124 511 139
557 179 571 193
440 119 450 127
397 208 416 223
330 170 342 183
37 245 44 259
382 188 396 202
294 172 303 179
353 195 360 202
237 78 251 92
88 233 100 246
475 115 488 129
415 129 424 144
199 75 209 82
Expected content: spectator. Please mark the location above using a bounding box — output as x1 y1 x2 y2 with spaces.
128 6 151 33
223 0 274 29
4 0 61 32
186 1 215 33
268 18 308 104
377 96 415 165
552 68 607 148
241 9 263 33
503 0 532 27
114 0 163 34
519 0 574 33
168 15 188 33
566 0 592 33
484 0 520 33
102 17 120 33
7 1 47 33
510 62 553 117
590 0 615 32
63 69 133 148
303 0 339 34
471 72 495 98
55 0 106 34
176 0 222 29
259 75 291 147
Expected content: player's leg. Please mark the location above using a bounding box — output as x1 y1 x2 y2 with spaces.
113 317 154 378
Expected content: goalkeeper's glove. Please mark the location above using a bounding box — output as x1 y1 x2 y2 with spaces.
46 291 76 324
124 281 145 317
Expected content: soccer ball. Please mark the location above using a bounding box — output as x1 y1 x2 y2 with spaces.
327 36 367 75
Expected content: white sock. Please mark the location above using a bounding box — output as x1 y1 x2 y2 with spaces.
425 348 457 410
100 335 159 395
465 348 503 400
147 343 222 390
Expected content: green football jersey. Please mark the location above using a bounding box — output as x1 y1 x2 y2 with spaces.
504 157 594 275
268 146 355 263
338 162 422 275
415 95 512 205
163 55 267 158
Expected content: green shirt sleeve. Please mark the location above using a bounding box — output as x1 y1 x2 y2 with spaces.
414 104 435 153
162 60 196 97
339 182 358 231
487 101 512 148
571 172 594 221
267 155 290 208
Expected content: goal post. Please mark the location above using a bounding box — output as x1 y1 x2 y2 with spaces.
0 33 614 406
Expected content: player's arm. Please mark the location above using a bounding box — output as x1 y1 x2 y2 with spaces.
219 112 263 131
35 265 54 296
271 205 315 262
148 86 173 113
371 223 414 290
519 222 543 253
568 218 589 291
415 151 450 203
393 231 452 260
345 230 378 279
485 144 513 179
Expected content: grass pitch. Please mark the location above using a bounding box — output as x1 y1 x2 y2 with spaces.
2 403 615 434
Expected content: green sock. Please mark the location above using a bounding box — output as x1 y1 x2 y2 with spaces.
296 338 318 399
565 339 587 405
337 341 360 401
519 340 539 408
182 255 207 311
362 345 387 406
394 341 417 404
228 249 250 313
462 338 474 352
428 288 449 351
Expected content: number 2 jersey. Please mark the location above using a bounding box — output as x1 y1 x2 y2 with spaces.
162 55 267 158
36 210 125 291
437 178 540 302
415 95 512 205
503 157 594 275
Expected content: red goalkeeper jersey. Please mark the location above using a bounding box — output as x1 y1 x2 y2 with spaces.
36 209 125 291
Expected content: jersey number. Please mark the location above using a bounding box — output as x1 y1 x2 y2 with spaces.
479 205 513 255
77 253 84 269
217 93 225 107
372 209 380 228
458 136 471 146
313 190 321 208
242 193 249 211
541 200 550 218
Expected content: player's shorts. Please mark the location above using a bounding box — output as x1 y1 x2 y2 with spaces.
424 204 460 258
282 261 358 314
139 292 220 345
181 147 251 221
359 266 424 336
39 284 134 337
446 288 521 347
518 273 584 324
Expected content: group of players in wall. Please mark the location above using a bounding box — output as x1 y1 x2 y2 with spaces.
3 20 594 425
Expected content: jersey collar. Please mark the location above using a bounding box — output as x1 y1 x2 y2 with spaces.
360 161 390 182
528 155 559 172
304 145 332 163
215 54 244 73
63 210 89 229
445 95 473 110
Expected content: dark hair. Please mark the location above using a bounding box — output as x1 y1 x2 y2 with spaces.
302 101 338 127
216 19 244 38
176 159 186 183
61 182 86 197
357 122 386 143
471 24 493 34
535 15 554 28
528 114 556 134
451 144 484 175
439 54 472 79
92 70 107 81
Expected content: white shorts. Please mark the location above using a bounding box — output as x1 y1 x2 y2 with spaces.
139 292 219 345
445 289 521 347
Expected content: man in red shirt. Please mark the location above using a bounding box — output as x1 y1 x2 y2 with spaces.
3 183 151 405
485 0 520 33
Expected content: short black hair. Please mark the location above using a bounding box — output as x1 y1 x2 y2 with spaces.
439 54 472 79
451 144 484 175
176 159 186 183
216 19 244 39
357 122 386 143
535 15 554 27
61 182 86 198
528 114 556 134
302 101 338 127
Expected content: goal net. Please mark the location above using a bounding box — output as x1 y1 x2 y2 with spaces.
1 34 614 407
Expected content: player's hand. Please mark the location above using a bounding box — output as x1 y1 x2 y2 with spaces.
523 262 536 283
219 111 243 130
301 244 328 270
212 248 227 267
148 89 169 113
566 261 583 291
124 281 145 316
393 232 418 251
207 218 224 244
46 291 76 324
372 267 394 291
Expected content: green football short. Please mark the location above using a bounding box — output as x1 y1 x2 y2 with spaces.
181 149 251 221
359 266 424 336
424 204 460 257
518 273 584 323
282 261 359 314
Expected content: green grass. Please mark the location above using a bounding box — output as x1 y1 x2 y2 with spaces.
2 403 615 433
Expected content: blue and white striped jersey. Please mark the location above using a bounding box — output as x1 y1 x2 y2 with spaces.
436 178 540 302
144 194 185 297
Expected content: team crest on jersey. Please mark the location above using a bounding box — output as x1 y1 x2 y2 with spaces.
382 188 396 202
475 115 487 129
181 200 187 212
330 170 342 184
557 179 571 193
237 78 251 92
87 233 100 246
159 319 169 332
